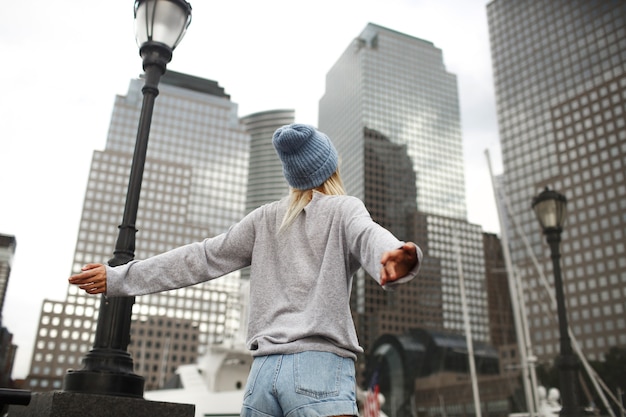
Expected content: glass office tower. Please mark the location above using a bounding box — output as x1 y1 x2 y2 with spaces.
487 0 626 362
27 71 249 391
319 23 490 358
320 23 466 220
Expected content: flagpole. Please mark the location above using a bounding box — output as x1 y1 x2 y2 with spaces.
485 149 538 416
455 236 482 417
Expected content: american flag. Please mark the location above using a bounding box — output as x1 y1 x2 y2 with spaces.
363 371 380 417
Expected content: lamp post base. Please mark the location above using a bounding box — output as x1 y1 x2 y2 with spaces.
63 368 145 398
557 354 582 417
8 391 194 417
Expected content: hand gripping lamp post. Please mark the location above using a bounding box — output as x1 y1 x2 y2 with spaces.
531 187 581 417
63 0 192 398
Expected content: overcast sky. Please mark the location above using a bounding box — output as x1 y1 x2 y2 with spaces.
0 0 501 379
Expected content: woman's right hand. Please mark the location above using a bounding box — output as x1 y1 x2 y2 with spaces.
380 242 419 285
69 263 107 294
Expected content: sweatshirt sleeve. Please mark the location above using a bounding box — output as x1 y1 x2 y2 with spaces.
343 197 422 289
106 212 256 297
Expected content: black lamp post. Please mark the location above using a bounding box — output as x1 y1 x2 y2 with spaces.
531 187 581 417
64 0 192 398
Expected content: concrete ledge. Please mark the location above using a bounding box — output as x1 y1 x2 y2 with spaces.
8 391 195 417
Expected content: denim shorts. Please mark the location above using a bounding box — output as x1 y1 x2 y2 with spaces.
241 351 358 417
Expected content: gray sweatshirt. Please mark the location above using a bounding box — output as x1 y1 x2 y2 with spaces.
106 192 422 360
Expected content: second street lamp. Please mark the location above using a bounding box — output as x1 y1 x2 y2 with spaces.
531 187 581 417
64 0 192 398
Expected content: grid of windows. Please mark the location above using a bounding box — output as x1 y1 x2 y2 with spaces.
27 72 249 391
27 300 94 390
487 0 626 361
129 316 200 390
427 216 490 341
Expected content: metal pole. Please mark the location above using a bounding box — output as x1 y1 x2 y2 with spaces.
486 149 538 416
455 237 482 417
545 230 581 417
63 54 167 398
0 388 31 406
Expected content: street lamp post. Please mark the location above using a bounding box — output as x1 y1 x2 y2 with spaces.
531 187 581 417
64 0 192 398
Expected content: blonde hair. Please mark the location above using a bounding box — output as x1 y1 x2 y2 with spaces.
279 170 346 232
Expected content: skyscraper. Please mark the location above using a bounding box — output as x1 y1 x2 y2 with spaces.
319 23 490 364
27 71 249 391
487 0 626 362
241 109 294 213
320 23 466 220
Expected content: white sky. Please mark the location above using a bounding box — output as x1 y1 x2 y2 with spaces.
0 0 502 379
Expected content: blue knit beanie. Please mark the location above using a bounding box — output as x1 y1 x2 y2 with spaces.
272 123 339 190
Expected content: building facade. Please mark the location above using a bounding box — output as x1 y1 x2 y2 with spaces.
0 234 16 322
483 232 516 349
319 24 491 357
0 234 17 387
487 0 626 362
26 71 249 391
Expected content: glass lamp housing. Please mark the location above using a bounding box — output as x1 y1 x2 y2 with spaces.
134 0 192 50
532 187 568 230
